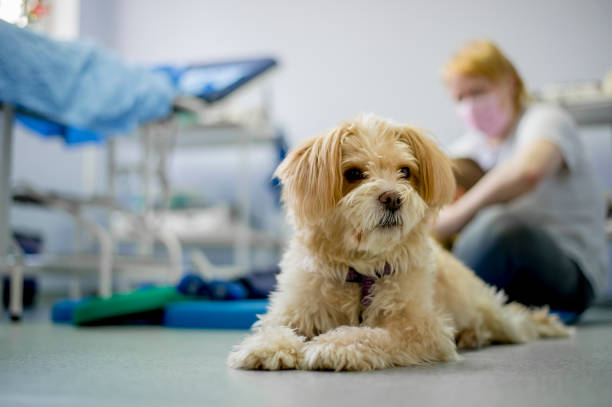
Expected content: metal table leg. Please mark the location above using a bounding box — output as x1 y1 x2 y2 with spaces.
1 104 22 321
9 239 23 321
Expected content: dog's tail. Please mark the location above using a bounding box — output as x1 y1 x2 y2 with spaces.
502 302 574 340
477 287 573 344
528 306 574 338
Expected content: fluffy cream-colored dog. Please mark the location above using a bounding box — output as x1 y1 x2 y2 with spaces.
228 114 570 371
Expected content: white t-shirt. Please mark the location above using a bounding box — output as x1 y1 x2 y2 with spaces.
450 103 609 297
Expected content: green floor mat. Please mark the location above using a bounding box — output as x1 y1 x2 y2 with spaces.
73 286 190 326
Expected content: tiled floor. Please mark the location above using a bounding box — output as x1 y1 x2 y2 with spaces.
1 307 612 407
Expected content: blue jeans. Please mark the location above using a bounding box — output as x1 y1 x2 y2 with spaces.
453 208 594 313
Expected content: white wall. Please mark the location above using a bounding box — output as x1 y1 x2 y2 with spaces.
80 0 612 146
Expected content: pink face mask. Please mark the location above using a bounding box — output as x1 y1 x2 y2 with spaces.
456 92 511 138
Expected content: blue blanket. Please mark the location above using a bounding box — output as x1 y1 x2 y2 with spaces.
0 20 176 139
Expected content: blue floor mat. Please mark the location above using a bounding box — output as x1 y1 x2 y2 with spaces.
163 300 268 329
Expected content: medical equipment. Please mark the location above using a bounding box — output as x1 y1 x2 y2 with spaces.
1 52 282 320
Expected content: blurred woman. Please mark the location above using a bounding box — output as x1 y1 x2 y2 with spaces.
434 39 608 314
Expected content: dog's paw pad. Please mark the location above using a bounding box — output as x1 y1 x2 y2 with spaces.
228 346 300 370
228 326 305 370
301 342 385 371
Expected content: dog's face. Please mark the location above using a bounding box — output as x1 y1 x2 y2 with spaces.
275 114 455 254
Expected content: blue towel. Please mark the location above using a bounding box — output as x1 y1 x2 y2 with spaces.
0 20 176 136
15 113 105 144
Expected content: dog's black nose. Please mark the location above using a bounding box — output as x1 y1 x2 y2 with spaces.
378 191 402 211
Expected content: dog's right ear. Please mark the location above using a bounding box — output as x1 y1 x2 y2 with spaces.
274 124 348 223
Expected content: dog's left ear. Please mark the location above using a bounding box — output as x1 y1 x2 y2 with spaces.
274 123 348 222
398 127 456 208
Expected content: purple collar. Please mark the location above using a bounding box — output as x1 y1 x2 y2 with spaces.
346 263 392 307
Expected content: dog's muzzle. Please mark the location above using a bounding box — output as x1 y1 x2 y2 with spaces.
378 210 403 228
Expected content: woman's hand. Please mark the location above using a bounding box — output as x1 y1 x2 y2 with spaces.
433 201 474 240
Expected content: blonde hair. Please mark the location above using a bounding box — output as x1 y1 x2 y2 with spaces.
442 39 529 111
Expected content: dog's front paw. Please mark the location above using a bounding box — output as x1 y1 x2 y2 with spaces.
227 326 305 370
301 327 391 371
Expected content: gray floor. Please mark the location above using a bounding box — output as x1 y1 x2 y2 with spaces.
2 308 612 407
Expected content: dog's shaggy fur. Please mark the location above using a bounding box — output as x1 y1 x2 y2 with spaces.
228 114 571 371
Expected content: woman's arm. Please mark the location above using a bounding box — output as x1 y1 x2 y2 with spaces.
434 139 564 239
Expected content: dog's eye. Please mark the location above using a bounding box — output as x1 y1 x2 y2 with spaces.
400 167 411 179
344 168 365 182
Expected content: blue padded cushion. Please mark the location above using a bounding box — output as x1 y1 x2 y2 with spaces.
51 298 90 324
163 300 268 329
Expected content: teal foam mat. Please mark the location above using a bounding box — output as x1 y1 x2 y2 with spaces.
51 297 268 329
163 300 268 329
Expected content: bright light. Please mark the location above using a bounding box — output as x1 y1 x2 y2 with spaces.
0 0 27 27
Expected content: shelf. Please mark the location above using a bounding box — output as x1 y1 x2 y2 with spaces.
174 123 277 148
174 222 284 248
23 253 177 280
557 96 612 126
110 208 285 249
